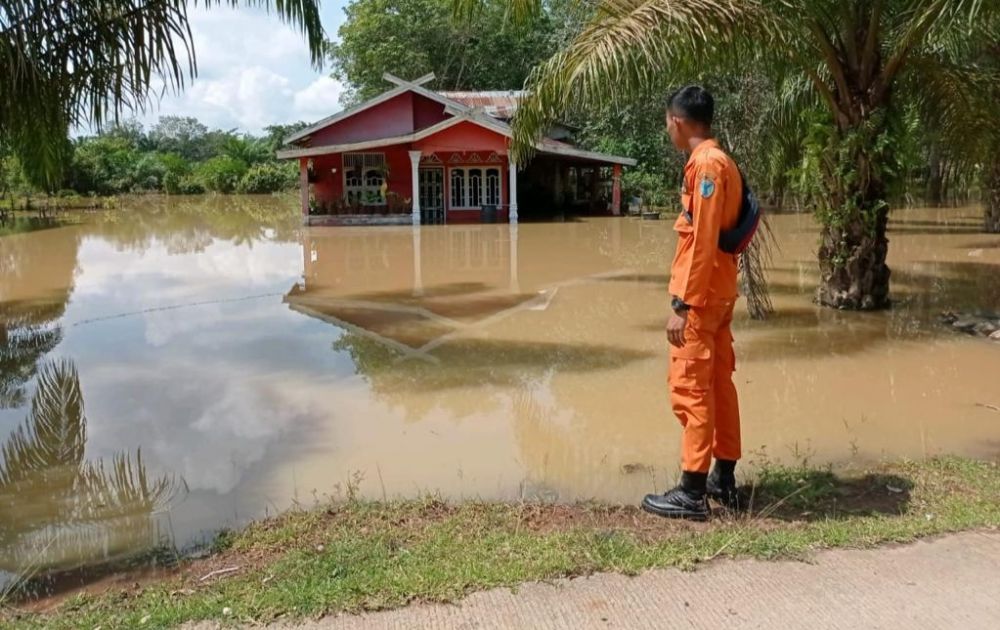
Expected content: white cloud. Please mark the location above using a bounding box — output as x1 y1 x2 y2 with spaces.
127 3 348 134
293 76 346 123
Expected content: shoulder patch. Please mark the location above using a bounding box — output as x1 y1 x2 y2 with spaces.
699 174 715 199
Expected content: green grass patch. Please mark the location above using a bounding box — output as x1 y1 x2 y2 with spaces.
3 457 998 629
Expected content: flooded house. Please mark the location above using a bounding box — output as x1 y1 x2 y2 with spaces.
276 73 636 225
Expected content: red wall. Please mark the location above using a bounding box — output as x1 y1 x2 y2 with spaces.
413 121 508 154
311 153 343 201
304 118 517 220
413 93 450 130
309 93 415 146
310 145 415 206
307 92 452 147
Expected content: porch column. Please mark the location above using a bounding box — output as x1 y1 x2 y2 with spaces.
508 158 518 223
408 150 422 223
612 164 622 216
299 158 310 221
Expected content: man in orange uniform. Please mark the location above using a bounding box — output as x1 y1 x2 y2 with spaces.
643 86 742 520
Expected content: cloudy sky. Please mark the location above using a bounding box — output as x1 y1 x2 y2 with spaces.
132 1 350 135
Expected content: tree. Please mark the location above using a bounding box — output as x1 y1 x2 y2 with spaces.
264 122 310 152
926 16 1000 232
475 0 1000 310
66 135 142 195
1 1 325 187
147 117 211 162
329 0 557 103
219 135 271 166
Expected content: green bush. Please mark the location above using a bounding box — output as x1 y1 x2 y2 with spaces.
177 175 206 195
195 156 248 193
622 170 672 209
236 162 298 194
132 154 168 191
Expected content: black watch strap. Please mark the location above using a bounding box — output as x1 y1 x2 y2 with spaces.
671 296 691 312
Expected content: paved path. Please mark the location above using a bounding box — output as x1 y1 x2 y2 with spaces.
201 531 1000 630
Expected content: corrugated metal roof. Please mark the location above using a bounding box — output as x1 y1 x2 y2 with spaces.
438 91 525 119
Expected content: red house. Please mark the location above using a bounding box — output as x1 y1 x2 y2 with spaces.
277 73 636 224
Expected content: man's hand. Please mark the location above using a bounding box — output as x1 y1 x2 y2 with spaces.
667 310 689 348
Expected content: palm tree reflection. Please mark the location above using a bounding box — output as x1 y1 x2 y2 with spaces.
0 360 184 581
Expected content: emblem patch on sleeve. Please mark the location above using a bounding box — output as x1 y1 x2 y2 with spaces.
699 175 715 199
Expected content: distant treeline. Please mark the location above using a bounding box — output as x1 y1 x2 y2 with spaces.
0 117 308 200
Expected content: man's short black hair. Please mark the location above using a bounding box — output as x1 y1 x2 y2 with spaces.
666 86 714 126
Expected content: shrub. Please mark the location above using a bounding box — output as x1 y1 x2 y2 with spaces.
236 162 298 194
195 156 248 193
177 175 206 195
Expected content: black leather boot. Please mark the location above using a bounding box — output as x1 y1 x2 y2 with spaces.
706 459 740 509
641 471 709 520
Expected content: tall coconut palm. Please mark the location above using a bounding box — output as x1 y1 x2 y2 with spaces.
461 0 1000 310
0 1 325 189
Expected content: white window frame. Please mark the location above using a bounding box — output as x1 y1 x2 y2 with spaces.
343 152 387 206
447 165 503 209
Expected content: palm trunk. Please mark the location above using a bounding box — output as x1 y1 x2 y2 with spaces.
815 120 892 310
986 159 1000 234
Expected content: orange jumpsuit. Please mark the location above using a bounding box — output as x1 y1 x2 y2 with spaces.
668 139 742 474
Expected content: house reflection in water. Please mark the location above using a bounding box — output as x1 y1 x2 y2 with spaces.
281 220 677 503
283 221 639 364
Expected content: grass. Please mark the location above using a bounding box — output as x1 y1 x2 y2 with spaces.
3 457 998 629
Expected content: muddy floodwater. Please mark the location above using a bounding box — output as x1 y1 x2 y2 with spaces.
1 196 998 586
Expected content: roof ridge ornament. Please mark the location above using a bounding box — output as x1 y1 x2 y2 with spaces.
382 72 436 88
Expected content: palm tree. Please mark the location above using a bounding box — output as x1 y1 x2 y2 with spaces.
0 1 325 189
462 0 1000 310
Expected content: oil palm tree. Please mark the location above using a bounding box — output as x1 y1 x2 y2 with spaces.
0 1 325 189
920 11 1000 232
461 0 1000 310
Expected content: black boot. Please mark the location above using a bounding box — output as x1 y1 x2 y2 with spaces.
706 459 740 509
642 472 709 521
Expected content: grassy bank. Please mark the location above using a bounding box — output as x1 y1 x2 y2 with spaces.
3 457 998 628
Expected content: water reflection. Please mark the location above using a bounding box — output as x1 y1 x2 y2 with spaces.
91 195 301 254
0 223 79 408
1 199 998 590
0 361 182 583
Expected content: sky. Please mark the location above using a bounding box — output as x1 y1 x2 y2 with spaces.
130 1 350 135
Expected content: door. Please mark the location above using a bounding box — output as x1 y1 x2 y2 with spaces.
419 168 444 224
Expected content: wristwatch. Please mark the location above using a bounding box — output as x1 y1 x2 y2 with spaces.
671 296 691 313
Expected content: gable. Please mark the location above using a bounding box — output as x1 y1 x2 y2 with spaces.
413 120 509 154
301 91 452 148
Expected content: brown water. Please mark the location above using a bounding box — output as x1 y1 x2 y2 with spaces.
1 196 998 585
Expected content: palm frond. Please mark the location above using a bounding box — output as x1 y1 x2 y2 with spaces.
904 57 1000 166
510 0 780 163
740 215 776 320
0 360 184 577
0 1 325 187
0 360 85 487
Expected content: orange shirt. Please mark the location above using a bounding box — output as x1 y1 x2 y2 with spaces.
668 139 742 307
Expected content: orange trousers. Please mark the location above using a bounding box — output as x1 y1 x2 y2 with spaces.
668 301 741 473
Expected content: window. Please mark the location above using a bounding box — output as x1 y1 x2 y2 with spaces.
485 169 500 206
450 167 502 208
343 153 386 205
451 168 466 208
345 169 363 204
